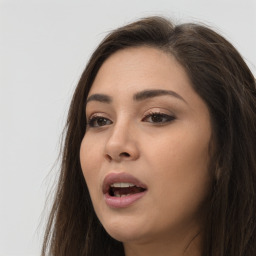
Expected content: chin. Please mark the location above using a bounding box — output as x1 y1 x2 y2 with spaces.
101 216 149 243
106 228 147 244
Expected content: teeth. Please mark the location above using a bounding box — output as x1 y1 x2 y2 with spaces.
114 193 131 197
110 182 135 188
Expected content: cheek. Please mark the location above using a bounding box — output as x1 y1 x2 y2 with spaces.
80 136 102 195
146 127 211 205
147 130 210 171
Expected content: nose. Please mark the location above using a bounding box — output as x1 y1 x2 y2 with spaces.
104 121 140 162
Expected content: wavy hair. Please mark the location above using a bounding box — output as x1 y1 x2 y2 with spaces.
42 16 256 256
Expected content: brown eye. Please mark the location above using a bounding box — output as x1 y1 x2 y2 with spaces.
142 112 175 124
88 116 112 127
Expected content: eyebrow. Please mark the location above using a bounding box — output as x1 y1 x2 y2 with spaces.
86 89 187 105
86 94 112 104
133 89 187 103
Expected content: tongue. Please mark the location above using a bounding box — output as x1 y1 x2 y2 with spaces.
112 186 145 196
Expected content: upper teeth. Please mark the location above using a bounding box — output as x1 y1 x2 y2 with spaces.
110 182 135 188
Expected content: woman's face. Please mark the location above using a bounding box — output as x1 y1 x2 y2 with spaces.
80 47 212 246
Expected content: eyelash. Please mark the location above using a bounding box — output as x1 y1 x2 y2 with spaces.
87 115 113 128
87 112 175 128
142 111 176 124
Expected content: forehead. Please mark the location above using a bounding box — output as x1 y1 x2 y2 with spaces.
88 46 194 101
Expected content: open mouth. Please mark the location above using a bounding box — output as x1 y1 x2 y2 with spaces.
109 182 146 197
103 173 148 207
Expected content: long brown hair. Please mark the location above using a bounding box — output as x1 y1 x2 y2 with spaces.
42 16 256 256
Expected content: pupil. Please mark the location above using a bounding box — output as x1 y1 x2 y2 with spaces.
97 118 106 126
152 114 162 122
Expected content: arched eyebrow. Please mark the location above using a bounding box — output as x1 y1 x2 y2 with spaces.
133 89 187 104
86 94 112 104
86 89 187 105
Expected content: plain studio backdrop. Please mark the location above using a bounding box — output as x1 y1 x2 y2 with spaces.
0 0 255 255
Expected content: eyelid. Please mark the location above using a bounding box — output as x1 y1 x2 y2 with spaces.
142 110 176 124
142 107 175 118
86 112 109 120
86 112 113 128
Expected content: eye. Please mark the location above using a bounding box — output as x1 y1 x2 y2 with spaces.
142 112 175 124
87 115 113 128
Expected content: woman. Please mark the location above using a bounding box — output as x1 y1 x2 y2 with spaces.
42 16 256 256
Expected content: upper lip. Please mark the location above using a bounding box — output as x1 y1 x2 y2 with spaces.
102 172 147 194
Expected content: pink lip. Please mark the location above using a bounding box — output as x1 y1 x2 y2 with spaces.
102 172 147 208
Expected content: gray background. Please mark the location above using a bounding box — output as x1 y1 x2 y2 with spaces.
1 0 255 255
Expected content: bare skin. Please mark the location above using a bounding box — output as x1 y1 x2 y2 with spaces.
80 46 212 256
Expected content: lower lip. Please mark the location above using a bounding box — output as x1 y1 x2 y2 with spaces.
104 191 147 208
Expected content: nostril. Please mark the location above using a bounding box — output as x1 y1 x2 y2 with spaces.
105 151 133 162
120 152 130 157
105 154 112 161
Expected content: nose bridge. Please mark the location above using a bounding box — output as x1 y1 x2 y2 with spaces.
108 117 131 148
110 117 131 142
104 115 139 161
